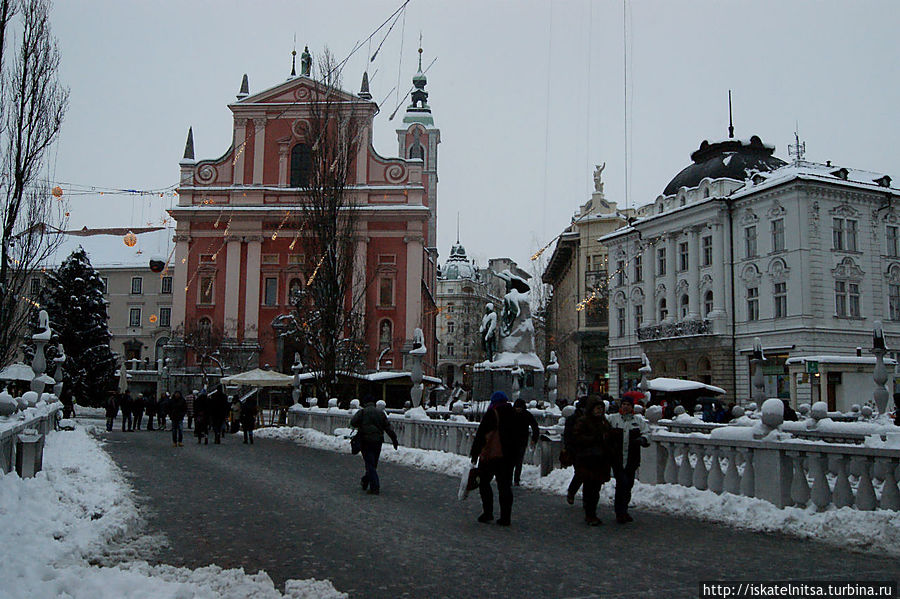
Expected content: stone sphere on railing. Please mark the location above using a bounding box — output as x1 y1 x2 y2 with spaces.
731 405 745 418
0 390 17 416
810 401 828 421
693 405 703 416
376 400 387 411
761 398 784 429
850 404 860 414
797 403 810 416
22 391 39 408
451 402 465 415
40 393 53 405
561 405 576 418
306 397 317 407
645 404 662 424
747 402 758 412
327 398 338 408
861 405 873 418
349 399 360 409
673 405 686 416
634 404 644 415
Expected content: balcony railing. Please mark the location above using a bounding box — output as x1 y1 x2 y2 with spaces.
637 318 711 341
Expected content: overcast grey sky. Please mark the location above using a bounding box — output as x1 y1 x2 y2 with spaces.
48 0 900 271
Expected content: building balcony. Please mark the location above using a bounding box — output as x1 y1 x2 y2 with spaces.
637 318 712 341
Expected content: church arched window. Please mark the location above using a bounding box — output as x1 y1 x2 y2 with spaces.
290 143 312 188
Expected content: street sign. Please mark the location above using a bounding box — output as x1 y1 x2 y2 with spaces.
806 361 819 374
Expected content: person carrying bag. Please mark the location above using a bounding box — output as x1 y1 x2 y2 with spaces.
469 391 517 526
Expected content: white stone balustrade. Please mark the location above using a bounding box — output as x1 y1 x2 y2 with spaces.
642 431 900 511
287 407 555 473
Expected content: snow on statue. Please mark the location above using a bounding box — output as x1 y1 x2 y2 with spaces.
486 269 543 371
479 302 498 362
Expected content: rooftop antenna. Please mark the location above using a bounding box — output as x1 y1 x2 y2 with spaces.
788 123 806 165
728 90 734 139
456 212 460 244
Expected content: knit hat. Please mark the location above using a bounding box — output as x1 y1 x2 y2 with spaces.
489 391 509 408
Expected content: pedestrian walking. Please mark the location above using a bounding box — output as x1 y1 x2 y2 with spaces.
607 396 650 524
512 398 540 486
209 384 229 444
157 392 169 430
349 394 399 495
230 396 241 433
571 396 611 525
563 398 586 504
186 390 195 429
469 391 518 526
169 390 187 446
133 393 145 430
194 388 209 444
240 393 258 444
145 393 156 431
104 391 118 432
120 391 133 432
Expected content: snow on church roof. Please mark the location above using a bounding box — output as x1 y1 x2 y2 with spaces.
44 227 173 269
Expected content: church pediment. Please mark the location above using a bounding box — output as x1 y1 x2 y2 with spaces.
234 76 362 106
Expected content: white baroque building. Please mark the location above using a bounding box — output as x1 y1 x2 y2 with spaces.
602 134 900 410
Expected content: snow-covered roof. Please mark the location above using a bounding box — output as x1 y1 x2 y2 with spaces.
294 371 441 384
731 161 896 199
647 377 726 395
43 227 173 269
785 355 897 366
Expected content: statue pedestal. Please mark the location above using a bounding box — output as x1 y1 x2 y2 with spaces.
472 364 545 404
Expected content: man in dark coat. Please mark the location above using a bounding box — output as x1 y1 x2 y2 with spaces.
120 391 133 432
607 398 650 523
194 389 209 444
571 396 611 525
104 392 119 432
157 393 169 430
209 385 229 444
350 395 398 494
144 393 156 431
240 394 258 444
563 399 586 504
133 393 145 430
469 391 519 526
169 391 187 446
512 398 540 486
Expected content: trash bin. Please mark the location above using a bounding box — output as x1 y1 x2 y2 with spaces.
15 428 44 478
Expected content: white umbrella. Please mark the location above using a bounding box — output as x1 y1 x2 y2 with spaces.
220 368 294 387
0 362 36 382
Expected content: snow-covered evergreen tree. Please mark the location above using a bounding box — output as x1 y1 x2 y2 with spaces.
38 247 116 406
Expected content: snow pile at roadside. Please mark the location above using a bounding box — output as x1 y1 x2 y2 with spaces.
262 425 900 557
1 427 347 599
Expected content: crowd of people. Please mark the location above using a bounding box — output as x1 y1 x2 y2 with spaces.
104 386 258 446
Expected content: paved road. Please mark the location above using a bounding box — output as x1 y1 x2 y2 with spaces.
96 423 900 599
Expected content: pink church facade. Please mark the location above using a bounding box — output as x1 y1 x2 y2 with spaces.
169 50 440 375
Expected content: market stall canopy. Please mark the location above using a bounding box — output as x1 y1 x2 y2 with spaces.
220 368 294 387
0 362 36 382
647 377 725 395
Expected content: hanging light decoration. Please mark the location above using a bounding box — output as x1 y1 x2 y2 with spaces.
149 255 166 273
123 231 137 247
51 186 63 199
149 314 158 324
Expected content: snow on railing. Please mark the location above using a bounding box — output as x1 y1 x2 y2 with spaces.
641 429 900 511
287 406 558 473
0 401 61 474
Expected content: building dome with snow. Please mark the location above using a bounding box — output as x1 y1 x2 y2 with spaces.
441 242 477 280
663 135 786 196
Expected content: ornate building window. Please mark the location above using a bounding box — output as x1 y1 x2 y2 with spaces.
678 242 689 271
704 290 713 317
832 257 864 318
832 217 857 251
199 276 214 304
263 277 278 306
129 307 142 327
774 282 787 319
890 284 900 321
131 276 143 295
290 143 312 188
659 298 668 321
887 225 899 257
744 225 757 258
747 287 759 321
849 283 861 317
657 247 666 276
447 342 454 357
617 307 626 338
288 278 303 305
771 218 784 253
702 235 712 266
634 304 643 330
161 276 172 294
378 277 394 307
633 255 642 282
680 294 689 319
159 307 171 328
447 321 455 334
616 260 625 286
